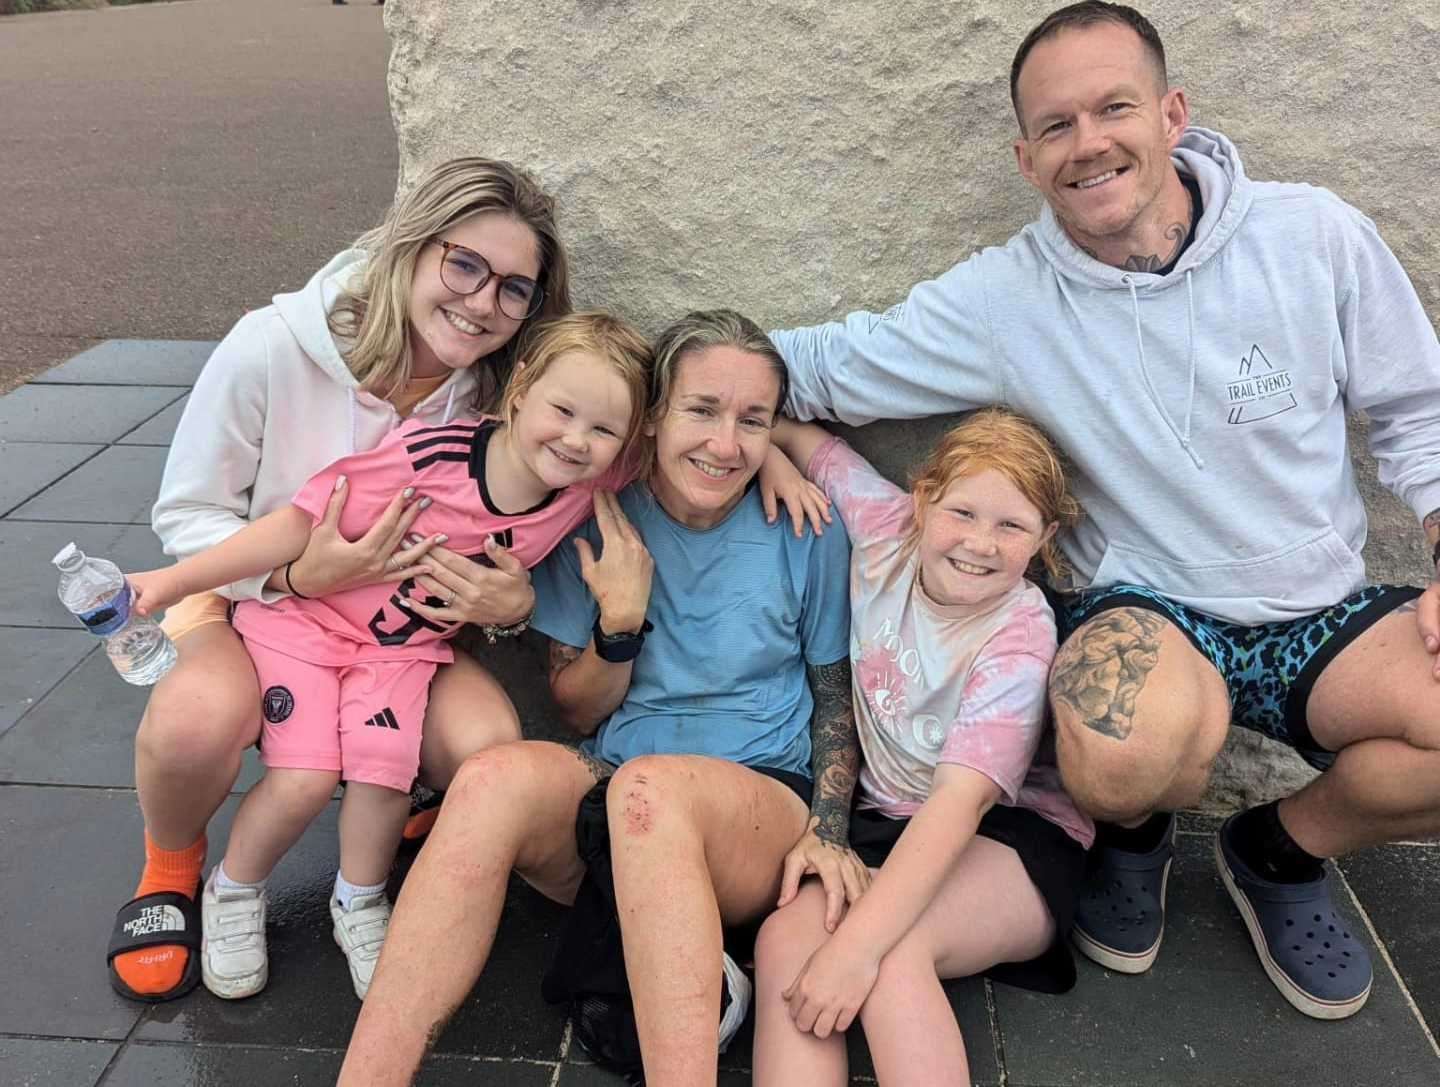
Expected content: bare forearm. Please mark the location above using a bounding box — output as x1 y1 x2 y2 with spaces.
548 639 632 735
835 772 993 958
1425 508 1440 552
807 658 861 845
173 506 312 598
770 417 833 480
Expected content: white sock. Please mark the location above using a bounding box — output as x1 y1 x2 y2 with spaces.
334 872 387 911
214 861 267 894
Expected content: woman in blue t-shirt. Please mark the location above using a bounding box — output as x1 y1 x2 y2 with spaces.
339 310 865 1086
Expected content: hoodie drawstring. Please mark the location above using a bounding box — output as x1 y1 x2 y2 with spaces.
347 391 358 455
442 383 456 424
1123 272 1206 470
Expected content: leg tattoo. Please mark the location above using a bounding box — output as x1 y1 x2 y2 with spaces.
1051 609 1168 740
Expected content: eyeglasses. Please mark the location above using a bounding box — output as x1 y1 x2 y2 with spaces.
432 239 544 321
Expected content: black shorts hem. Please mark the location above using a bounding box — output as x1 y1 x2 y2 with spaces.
848 804 1087 994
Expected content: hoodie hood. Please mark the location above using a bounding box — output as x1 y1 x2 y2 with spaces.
1033 127 1254 290
270 248 477 425
272 248 367 389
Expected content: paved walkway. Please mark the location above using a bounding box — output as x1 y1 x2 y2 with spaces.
0 0 396 394
2 340 1439 1084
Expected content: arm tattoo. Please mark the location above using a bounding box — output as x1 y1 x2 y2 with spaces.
1121 221 1187 273
1049 609 1167 741
547 639 583 687
570 745 614 784
806 658 860 847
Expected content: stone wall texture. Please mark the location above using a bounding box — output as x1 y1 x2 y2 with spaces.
386 0 1440 809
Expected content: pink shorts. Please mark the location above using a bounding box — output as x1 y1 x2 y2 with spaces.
245 638 433 794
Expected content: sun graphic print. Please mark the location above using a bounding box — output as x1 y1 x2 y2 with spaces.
856 645 909 738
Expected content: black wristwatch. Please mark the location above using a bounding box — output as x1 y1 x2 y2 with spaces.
592 617 653 663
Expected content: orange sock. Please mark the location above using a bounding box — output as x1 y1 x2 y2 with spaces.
111 833 206 997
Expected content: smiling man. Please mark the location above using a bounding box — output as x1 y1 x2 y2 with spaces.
772 2 1440 1021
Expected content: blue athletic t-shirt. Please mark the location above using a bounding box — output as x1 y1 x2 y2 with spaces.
530 483 851 776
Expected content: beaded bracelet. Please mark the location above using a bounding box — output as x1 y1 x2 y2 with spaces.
479 613 532 645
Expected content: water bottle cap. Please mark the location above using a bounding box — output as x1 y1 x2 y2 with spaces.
52 542 84 571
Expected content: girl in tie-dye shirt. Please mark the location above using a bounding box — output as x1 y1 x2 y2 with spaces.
754 408 1094 1087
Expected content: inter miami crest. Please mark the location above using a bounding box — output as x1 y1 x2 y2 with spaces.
262 685 295 724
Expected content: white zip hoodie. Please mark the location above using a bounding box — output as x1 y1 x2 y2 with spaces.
152 249 476 603
774 127 1440 625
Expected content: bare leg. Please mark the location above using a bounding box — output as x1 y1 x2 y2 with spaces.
607 755 810 1087
1284 608 1440 856
338 742 600 1086
1050 608 1230 823
339 783 411 886
223 768 341 883
135 622 261 848
417 651 521 790
860 837 1052 1087
753 883 848 1087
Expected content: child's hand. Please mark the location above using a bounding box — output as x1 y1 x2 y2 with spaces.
759 445 832 537
782 936 881 1039
127 568 187 617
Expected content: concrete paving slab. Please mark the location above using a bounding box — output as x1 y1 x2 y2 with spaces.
0 786 150 1040
133 822 570 1061
559 1064 753 1085
33 341 217 388
0 521 167 627
1340 843 1440 1038
101 1042 557 1087
0 1037 117 1087
0 644 267 790
0 385 183 444
117 394 188 447
993 834 1440 1087
0 628 95 737
0 442 103 516
9 445 167 525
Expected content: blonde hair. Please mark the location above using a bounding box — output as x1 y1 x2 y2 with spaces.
500 311 653 455
328 157 572 409
640 310 789 482
909 408 1081 580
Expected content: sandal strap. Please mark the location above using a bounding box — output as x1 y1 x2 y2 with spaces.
107 890 202 963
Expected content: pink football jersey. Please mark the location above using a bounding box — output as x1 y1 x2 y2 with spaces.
232 416 633 666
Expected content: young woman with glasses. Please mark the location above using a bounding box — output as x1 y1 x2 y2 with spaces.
107 157 571 1004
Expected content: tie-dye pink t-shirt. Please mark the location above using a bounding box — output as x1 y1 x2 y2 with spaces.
808 437 1093 849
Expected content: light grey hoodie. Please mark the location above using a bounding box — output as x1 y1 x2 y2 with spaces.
774 127 1440 625
153 250 476 602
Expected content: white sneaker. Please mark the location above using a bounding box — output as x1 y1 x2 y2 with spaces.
330 890 391 999
717 951 752 1054
200 869 268 999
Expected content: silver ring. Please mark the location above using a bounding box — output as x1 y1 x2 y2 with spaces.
444 590 455 606
385 556 399 573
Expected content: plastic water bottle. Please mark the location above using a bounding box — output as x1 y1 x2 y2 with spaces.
52 543 177 686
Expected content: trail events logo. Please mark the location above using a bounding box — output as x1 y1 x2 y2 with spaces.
1225 344 1296 424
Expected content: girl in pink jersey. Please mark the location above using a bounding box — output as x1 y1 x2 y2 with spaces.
753 408 1094 1087
126 312 654 1001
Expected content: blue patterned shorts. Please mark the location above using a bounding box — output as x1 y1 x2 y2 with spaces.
1052 583 1422 770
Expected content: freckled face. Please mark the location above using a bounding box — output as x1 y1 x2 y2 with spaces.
915 468 1055 610
647 346 781 530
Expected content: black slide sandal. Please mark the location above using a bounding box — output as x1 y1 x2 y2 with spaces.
106 883 203 1003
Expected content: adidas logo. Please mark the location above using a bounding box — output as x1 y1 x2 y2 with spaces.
364 707 400 731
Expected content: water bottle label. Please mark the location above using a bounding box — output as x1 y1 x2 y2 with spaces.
80 584 132 636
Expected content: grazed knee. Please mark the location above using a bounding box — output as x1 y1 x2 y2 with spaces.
607 756 695 841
